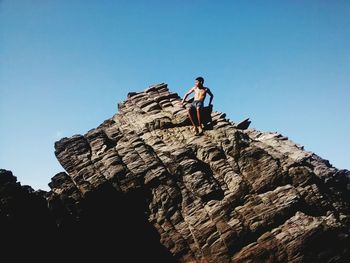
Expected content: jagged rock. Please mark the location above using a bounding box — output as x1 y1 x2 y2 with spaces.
232 211 346 262
0 169 176 261
49 84 350 262
0 169 56 258
235 118 251 130
1 84 349 262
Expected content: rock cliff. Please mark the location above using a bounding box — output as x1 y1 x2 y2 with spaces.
1 83 349 262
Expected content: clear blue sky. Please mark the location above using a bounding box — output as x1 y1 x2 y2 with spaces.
1 0 349 190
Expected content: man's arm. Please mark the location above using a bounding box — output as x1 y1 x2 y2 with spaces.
181 87 195 104
207 88 214 106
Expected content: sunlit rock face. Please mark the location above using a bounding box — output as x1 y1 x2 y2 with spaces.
2 84 349 262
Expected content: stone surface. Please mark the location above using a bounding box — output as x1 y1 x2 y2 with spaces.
1 83 349 262
0 169 56 258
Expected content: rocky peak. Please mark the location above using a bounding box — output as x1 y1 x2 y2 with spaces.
1 84 349 262
50 83 350 262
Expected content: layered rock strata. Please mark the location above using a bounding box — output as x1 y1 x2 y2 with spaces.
1 83 349 262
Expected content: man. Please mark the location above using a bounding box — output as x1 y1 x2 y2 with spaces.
181 76 214 135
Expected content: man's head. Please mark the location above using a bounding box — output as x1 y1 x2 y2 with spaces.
195 76 204 87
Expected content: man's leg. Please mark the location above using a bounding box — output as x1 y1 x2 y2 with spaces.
196 107 203 134
188 108 198 133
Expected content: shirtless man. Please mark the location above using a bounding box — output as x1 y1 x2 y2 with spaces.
181 77 214 135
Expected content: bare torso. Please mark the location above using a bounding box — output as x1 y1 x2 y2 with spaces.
193 86 208 101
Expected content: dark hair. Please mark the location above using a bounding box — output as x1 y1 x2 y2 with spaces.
195 76 204 84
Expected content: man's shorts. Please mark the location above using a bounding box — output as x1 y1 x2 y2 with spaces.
191 100 204 109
